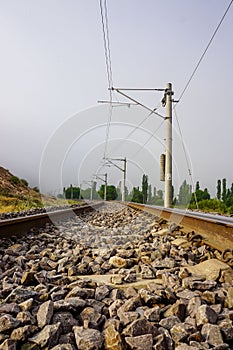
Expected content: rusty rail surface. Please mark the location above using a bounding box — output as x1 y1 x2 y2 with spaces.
0 202 104 238
127 202 233 252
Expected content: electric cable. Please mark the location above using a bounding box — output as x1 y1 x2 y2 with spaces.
130 119 165 159
178 0 233 102
104 102 161 159
99 0 114 158
174 107 199 209
174 1 232 208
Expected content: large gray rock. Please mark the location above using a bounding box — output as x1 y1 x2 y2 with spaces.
187 296 202 318
0 303 20 315
104 323 123 350
52 311 79 333
10 325 32 342
125 334 153 350
73 326 103 350
53 297 86 312
0 339 17 350
37 300 54 328
0 314 20 332
123 318 159 337
4 287 38 303
201 323 224 347
29 322 62 348
170 322 191 343
159 316 180 330
196 305 218 327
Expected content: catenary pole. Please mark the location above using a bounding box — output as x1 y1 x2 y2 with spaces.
122 157 126 201
104 173 107 201
164 83 173 208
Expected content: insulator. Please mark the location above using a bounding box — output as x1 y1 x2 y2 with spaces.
160 154 166 181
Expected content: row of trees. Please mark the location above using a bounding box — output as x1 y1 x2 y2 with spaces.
59 176 233 214
60 183 118 201
177 178 233 214
129 175 233 214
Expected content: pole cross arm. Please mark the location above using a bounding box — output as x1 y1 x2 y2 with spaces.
105 158 124 172
94 174 106 182
111 88 165 120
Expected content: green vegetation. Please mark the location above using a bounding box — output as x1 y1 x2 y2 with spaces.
98 185 118 200
142 174 148 204
186 179 233 215
32 186 40 193
21 179 29 187
10 175 20 185
60 176 233 216
131 187 143 203
64 186 80 199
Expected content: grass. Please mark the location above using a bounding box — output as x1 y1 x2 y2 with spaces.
0 194 83 213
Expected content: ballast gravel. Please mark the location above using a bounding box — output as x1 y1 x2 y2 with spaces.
0 202 233 349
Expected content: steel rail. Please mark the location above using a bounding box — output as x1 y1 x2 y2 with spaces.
127 202 233 252
0 202 104 238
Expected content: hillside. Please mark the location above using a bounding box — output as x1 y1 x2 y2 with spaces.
0 166 78 213
0 166 43 212
0 166 39 197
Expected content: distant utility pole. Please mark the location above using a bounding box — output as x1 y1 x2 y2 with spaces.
79 184 82 200
95 173 108 201
105 158 127 201
82 180 94 200
70 184 73 200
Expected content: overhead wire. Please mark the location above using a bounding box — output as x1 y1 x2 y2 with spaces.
174 0 232 208
130 118 165 160
178 0 233 102
104 101 162 159
99 0 114 158
174 107 199 209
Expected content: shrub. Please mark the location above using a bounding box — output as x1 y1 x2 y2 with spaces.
21 179 28 187
10 176 20 185
32 187 40 193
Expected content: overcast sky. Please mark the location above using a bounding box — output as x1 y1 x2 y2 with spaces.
1 0 233 197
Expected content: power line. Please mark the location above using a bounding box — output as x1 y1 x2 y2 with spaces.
99 0 113 93
99 0 114 158
104 104 160 159
178 0 233 102
174 107 199 209
130 119 165 159
174 1 232 208
104 0 113 89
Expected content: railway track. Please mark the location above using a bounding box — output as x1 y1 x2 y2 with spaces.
1 202 233 349
0 201 104 237
127 202 233 253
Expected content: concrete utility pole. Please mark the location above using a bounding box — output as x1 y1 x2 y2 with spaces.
82 180 94 201
70 184 73 200
122 157 126 202
164 83 173 208
105 158 127 202
90 180 93 201
104 173 107 201
94 173 108 201
79 184 82 200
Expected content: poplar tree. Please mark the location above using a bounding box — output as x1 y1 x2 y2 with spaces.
142 174 148 204
217 179 221 200
222 178 227 203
